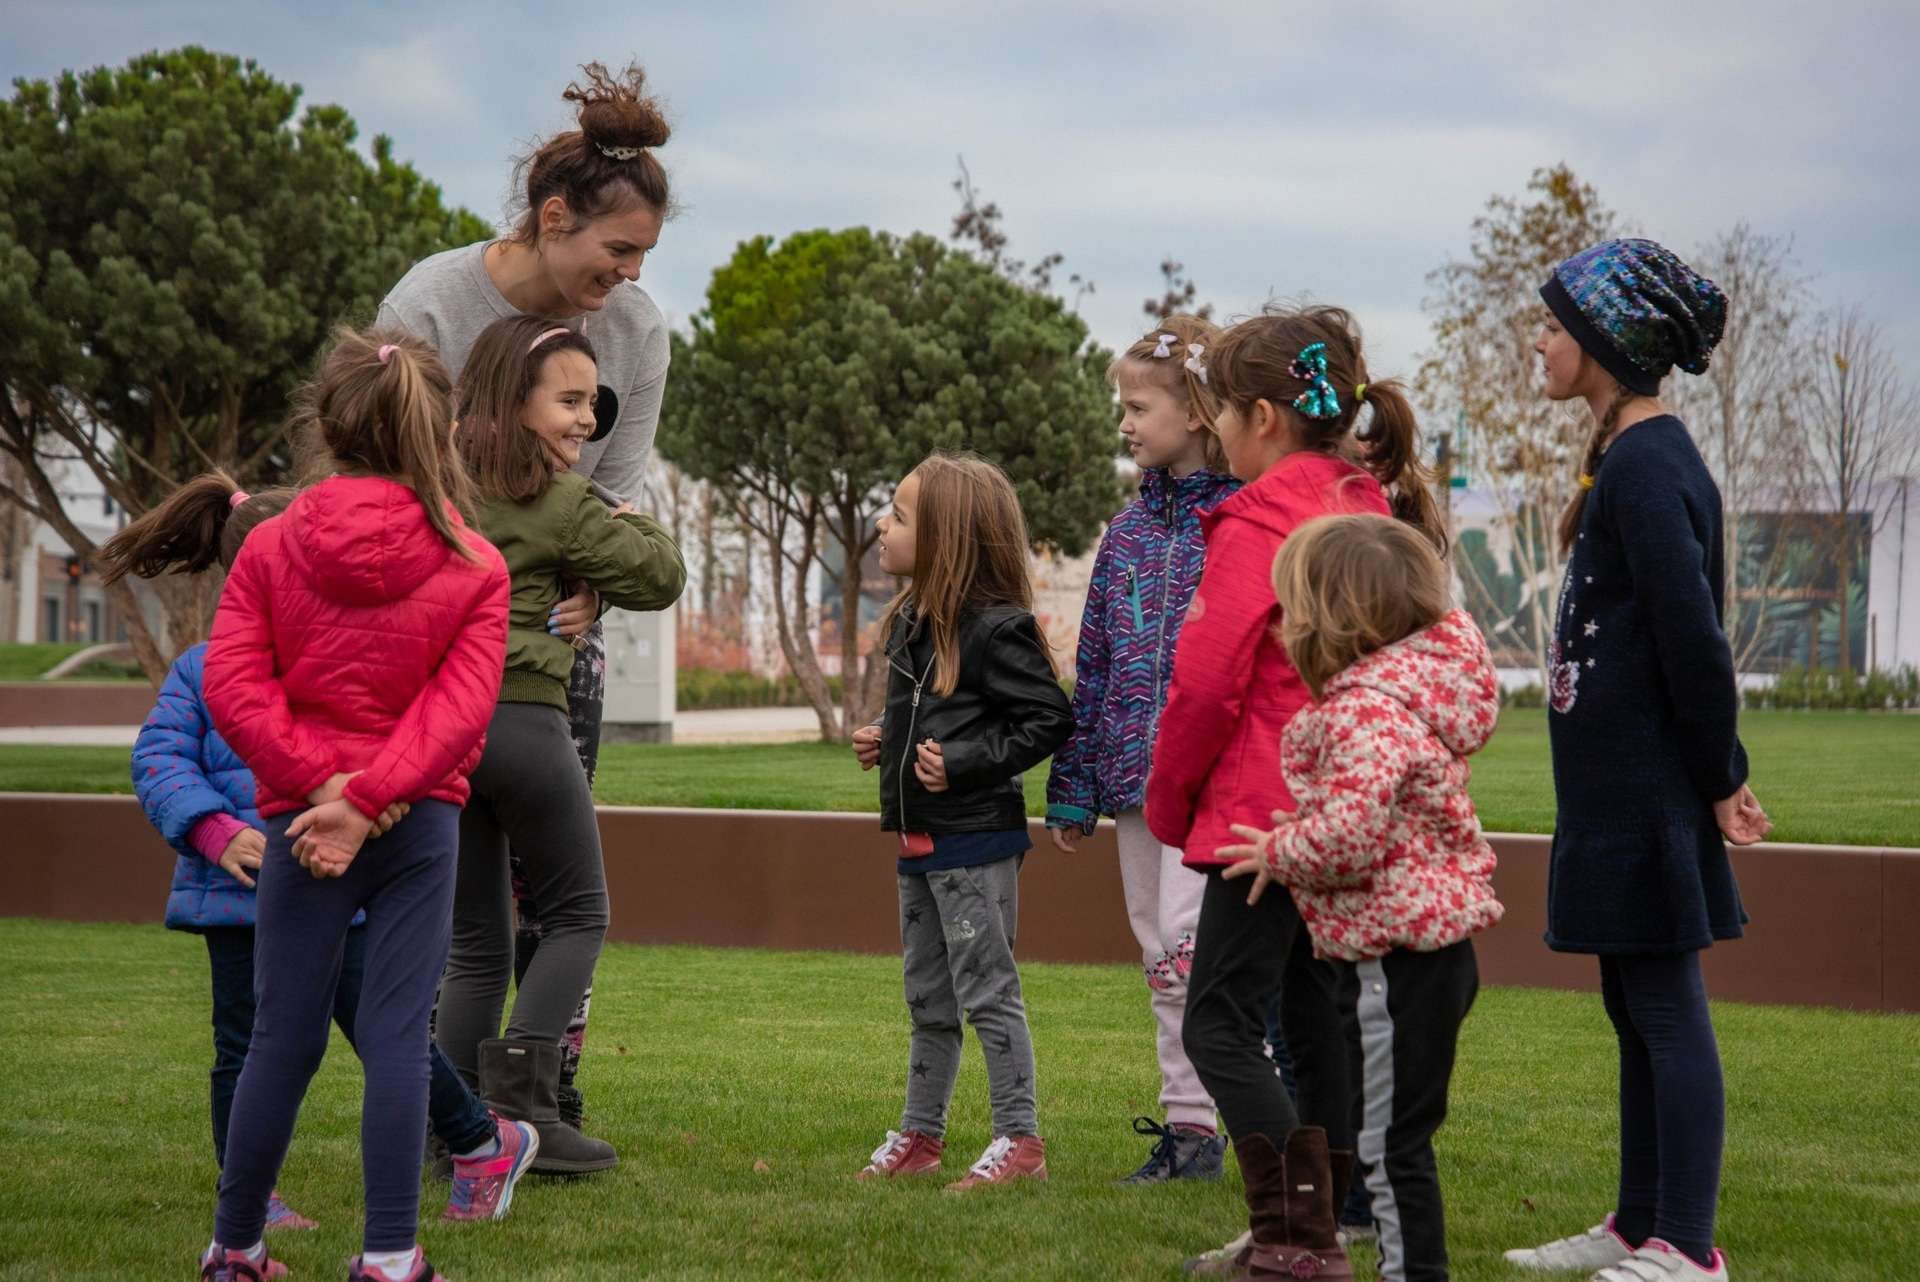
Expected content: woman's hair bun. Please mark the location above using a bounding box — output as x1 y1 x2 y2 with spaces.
565 61 670 151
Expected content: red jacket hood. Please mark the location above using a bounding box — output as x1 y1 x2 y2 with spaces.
1325 608 1499 757
282 476 467 607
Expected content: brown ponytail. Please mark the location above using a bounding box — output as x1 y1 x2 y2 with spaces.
1556 379 1635 554
97 471 296 583
1353 379 1447 553
511 61 673 244
292 327 479 562
1209 305 1448 553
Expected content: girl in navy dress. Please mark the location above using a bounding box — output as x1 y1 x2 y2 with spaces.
1505 240 1770 1282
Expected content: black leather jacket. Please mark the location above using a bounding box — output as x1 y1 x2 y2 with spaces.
877 603 1073 834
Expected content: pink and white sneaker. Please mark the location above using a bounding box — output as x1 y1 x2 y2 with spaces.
263 1191 316 1232
1590 1239 1729 1281
347 1248 447 1281
443 1115 539 1222
199 1244 287 1281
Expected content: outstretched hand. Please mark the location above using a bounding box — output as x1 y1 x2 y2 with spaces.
290 799 375 878
1713 784 1771 846
1217 821 1283 906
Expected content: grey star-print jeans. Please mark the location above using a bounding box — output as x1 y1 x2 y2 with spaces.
897 857 1038 1139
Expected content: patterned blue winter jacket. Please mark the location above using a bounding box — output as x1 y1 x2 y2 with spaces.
1046 467 1242 831
133 643 266 931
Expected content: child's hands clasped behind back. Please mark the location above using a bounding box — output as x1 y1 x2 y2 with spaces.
853 723 883 771
290 800 376 878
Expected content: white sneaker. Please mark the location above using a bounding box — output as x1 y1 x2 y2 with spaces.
1590 1239 1727 1281
1182 1228 1250 1276
1504 1213 1637 1271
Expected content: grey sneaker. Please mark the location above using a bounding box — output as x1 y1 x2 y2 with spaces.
1119 1117 1226 1185
1504 1213 1638 1272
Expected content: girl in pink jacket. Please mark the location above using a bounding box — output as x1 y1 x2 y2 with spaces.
1220 513 1502 1282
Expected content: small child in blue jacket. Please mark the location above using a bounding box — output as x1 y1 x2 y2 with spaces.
115 477 537 1236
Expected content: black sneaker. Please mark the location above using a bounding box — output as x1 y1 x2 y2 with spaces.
1118 1117 1227 1184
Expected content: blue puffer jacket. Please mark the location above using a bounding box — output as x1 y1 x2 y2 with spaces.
133 643 264 931
1046 467 1241 830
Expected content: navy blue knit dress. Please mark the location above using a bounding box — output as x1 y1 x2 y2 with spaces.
1545 416 1749 954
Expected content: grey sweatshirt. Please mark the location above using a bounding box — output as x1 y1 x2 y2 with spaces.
377 240 669 501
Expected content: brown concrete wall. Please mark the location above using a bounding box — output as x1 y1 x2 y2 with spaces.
0 682 155 727
3 793 1913 1012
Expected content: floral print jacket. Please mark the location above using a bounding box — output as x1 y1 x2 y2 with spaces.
1261 608 1506 962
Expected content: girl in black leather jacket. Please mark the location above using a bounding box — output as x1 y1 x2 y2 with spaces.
850 452 1072 1190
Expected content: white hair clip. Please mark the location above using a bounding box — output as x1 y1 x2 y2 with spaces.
1185 343 1208 385
598 144 645 161
1151 332 1178 359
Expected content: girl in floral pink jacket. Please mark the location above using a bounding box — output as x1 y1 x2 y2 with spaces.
1220 512 1502 1282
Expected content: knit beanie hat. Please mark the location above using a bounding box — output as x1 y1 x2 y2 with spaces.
1539 239 1727 396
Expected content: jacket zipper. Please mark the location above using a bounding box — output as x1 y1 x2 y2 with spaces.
1125 566 1145 632
1145 485 1181 745
889 642 936 833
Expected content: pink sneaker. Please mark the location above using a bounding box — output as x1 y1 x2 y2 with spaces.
263 1191 316 1232
443 1115 539 1222
199 1244 287 1280
346 1248 446 1281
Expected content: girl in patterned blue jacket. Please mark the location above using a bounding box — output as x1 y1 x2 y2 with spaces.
108 475 538 1244
1045 315 1240 1183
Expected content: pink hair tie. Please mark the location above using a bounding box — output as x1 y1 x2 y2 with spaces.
229 489 252 510
528 327 572 353
377 343 398 365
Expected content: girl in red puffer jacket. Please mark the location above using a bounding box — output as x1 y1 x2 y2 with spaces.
1149 307 1448 1282
1219 514 1502 1282
196 328 511 1282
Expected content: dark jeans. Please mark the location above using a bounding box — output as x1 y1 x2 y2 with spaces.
215 802 461 1254
1601 951 1724 1265
204 926 493 1170
1183 868 1348 1145
1323 941 1479 1282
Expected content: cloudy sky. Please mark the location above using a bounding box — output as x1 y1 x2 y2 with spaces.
9 1 1919 383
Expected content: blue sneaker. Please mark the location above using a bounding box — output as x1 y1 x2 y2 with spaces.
1119 1117 1226 1184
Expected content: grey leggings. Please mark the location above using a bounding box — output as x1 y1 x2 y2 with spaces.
437 701 609 1086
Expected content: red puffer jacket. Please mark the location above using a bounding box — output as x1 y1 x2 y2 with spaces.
1266 609 1505 961
205 475 510 821
1145 451 1388 866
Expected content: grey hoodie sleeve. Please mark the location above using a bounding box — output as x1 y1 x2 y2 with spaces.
582 318 669 501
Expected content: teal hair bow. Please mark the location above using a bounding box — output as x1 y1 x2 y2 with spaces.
1289 341 1341 420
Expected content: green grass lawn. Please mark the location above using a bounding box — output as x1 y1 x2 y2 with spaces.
0 919 1913 1281
5 710 1917 847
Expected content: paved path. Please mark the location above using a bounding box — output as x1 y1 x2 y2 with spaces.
0 706 826 748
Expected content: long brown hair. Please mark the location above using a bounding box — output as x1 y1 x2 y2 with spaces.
292 327 478 561
877 452 1047 697
510 61 673 245
457 317 598 502
1209 304 1447 553
97 472 296 583
1271 513 1451 699
1110 313 1227 472
1555 377 1643 553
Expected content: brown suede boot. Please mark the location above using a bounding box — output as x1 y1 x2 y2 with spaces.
1231 1128 1353 1280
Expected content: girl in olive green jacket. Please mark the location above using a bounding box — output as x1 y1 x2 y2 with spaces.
435 316 685 1174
